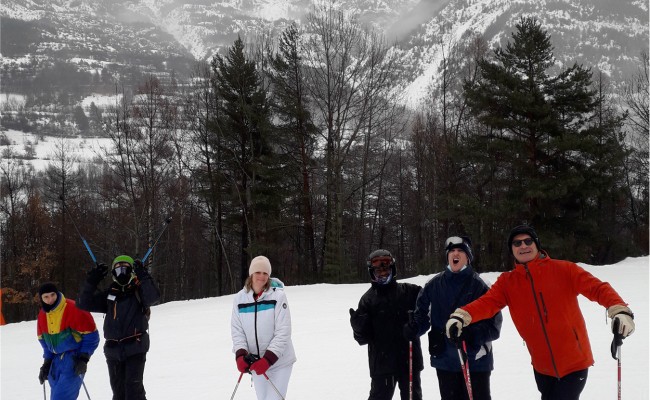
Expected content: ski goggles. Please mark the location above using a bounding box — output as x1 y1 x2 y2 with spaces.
370 256 393 270
112 264 133 276
445 236 464 247
512 238 535 247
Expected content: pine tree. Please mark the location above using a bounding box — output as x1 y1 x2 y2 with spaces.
211 37 282 285
268 23 320 279
463 17 629 262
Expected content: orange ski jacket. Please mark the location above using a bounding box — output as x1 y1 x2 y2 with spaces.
462 252 626 378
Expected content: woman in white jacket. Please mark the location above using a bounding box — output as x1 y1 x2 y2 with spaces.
231 256 296 399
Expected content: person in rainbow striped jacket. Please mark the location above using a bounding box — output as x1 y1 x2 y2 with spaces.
37 282 99 399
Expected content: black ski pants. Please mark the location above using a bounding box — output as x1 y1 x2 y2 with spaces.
534 368 588 400
369 370 422 400
436 369 492 400
107 353 147 400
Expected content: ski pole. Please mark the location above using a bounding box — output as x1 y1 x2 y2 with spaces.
81 380 91 400
43 383 47 400
229 372 244 400
263 373 286 400
456 340 473 400
142 216 172 263
409 340 413 400
617 344 621 400
60 196 97 265
611 318 624 400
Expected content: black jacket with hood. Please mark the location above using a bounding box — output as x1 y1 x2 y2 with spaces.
78 269 160 361
350 279 424 377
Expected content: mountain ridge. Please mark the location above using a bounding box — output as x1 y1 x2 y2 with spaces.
1 0 647 106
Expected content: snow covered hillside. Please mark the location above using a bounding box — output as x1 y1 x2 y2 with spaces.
1 257 648 399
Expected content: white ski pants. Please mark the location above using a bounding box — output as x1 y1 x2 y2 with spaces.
251 364 293 400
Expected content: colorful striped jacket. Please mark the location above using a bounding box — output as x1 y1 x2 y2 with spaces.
37 294 99 360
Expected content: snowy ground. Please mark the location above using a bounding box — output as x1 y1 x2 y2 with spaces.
1 129 112 171
1 257 648 399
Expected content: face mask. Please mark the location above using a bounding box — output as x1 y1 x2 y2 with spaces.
112 265 134 286
372 270 393 285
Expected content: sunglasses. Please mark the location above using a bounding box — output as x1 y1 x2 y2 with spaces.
512 238 535 247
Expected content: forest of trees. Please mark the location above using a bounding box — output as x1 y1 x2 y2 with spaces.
1 13 648 322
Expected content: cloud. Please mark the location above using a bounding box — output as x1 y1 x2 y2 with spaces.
385 0 449 42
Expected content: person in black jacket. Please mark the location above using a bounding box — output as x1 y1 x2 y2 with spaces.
404 236 502 400
349 249 424 400
78 255 160 400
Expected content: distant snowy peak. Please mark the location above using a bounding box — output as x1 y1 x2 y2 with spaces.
0 0 646 106
399 0 648 105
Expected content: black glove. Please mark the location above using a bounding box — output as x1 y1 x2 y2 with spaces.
39 358 53 384
428 330 446 357
349 308 368 332
402 311 419 341
403 322 419 341
74 353 90 376
134 259 149 280
87 263 108 286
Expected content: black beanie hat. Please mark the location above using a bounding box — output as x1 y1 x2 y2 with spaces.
508 225 541 253
445 236 474 264
38 282 58 297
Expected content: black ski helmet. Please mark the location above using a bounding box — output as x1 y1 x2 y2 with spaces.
507 225 541 254
366 249 397 283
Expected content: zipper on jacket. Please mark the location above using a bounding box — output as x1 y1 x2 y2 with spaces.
539 292 548 323
254 295 261 356
524 265 560 378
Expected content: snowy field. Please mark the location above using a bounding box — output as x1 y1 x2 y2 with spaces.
1 129 112 171
1 256 647 399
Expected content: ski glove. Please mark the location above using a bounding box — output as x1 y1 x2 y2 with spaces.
249 358 270 375
74 353 90 376
445 308 472 340
39 358 53 384
349 308 369 332
87 263 108 286
608 305 635 337
402 310 419 341
133 259 149 280
236 356 250 373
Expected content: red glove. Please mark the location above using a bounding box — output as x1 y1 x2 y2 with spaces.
236 356 249 373
249 358 270 375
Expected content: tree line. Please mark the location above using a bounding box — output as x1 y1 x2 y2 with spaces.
1 13 647 322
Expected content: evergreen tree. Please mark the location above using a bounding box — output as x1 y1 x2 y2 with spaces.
463 17 629 262
73 105 89 133
211 37 282 285
268 23 320 279
88 102 103 135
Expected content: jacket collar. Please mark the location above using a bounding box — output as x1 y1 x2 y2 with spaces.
513 249 550 272
44 293 65 313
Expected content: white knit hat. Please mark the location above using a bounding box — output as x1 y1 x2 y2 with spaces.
249 256 272 276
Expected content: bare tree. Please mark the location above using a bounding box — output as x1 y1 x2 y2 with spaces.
620 51 649 247
302 2 404 280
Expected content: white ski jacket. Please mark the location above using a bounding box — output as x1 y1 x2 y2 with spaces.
231 278 296 370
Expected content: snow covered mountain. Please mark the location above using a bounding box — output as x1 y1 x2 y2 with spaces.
1 0 648 105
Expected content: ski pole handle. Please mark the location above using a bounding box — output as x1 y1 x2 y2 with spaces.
81 238 97 264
